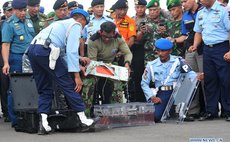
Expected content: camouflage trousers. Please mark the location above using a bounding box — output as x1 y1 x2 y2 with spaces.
81 76 125 117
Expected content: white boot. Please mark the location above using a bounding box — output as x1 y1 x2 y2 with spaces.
77 112 94 126
38 113 52 135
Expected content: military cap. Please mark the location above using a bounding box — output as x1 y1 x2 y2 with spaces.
91 0 104 7
114 0 128 9
47 11 55 18
106 4 116 13
155 38 173 50
68 1 78 9
53 0 68 10
134 0 147 5
224 0 229 3
3 1 12 11
146 0 160 8
28 0 40 6
70 8 90 24
78 4 84 9
12 0 27 9
167 0 181 10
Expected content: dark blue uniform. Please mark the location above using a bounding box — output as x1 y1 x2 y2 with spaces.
194 1 230 118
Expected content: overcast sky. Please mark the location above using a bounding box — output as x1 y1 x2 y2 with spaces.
0 0 167 17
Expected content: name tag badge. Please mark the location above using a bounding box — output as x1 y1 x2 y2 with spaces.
27 22 33 28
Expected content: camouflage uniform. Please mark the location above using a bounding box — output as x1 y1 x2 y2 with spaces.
27 12 48 35
166 20 185 56
143 15 170 64
166 0 185 56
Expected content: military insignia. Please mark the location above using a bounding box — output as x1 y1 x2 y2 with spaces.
129 25 135 31
134 0 139 5
86 17 90 22
126 1 128 7
154 2 158 7
14 23 20 30
19 35 24 41
120 20 129 28
8 3 12 7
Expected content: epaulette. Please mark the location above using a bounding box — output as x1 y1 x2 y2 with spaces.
198 6 204 11
106 15 114 20
90 32 100 41
220 3 225 7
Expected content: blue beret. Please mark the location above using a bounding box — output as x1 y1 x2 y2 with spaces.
114 0 128 9
28 0 40 6
12 0 27 9
78 4 84 9
53 0 68 10
155 38 173 50
134 0 147 5
39 6 45 13
70 9 90 24
91 0 104 7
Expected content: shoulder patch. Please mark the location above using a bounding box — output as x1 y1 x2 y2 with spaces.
90 32 100 41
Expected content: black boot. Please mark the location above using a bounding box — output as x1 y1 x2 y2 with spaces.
38 113 52 135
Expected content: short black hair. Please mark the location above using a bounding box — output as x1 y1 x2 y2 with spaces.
100 21 116 33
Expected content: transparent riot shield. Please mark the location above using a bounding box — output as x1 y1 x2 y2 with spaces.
160 73 199 123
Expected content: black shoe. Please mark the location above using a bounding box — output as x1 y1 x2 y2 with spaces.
223 114 230 122
184 115 195 122
80 117 100 132
199 113 214 121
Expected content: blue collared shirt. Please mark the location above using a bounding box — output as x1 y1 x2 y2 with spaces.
141 55 196 101
82 15 114 44
2 14 35 53
181 3 202 35
194 1 230 45
33 18 82 72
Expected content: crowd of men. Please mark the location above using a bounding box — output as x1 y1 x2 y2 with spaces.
0 0 230 134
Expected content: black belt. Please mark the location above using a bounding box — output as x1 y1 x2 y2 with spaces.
159 85 174 91
205 40 229 48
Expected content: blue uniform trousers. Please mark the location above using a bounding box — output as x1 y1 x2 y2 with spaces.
27 44 85 114
203 41 230 116
154 90 173 122
8 53 23 126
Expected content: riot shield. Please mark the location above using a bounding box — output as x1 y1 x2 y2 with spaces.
160 73 199 123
